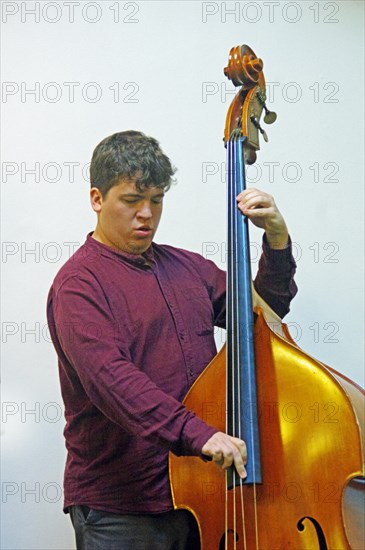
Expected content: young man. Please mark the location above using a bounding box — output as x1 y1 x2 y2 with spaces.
47 130 297 549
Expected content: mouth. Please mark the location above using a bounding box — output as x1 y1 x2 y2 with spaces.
134 226 153 237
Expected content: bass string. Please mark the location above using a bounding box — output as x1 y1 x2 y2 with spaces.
235 136 260 550
235 137 249 550
226 137 260 549
227 138 239 549
226 138 242 549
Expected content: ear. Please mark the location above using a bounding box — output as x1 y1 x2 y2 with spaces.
90 187 103 213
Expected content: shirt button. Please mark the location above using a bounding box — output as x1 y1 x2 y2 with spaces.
179 333 185 340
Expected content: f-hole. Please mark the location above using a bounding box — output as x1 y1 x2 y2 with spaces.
297 516 328 549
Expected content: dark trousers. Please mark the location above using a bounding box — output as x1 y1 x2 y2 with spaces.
69 506 200 550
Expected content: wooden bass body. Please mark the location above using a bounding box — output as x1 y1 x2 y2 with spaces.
169 304 365 549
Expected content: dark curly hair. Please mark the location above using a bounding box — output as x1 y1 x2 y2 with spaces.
90 130 176 197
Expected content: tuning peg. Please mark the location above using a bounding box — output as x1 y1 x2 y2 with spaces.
255 90 277 125
261 128 269 142
263 106 277 125
250 116 269 142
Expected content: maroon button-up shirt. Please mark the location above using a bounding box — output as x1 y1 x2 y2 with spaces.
47 234 297 514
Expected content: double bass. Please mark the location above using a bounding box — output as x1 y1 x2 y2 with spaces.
169 45 365 549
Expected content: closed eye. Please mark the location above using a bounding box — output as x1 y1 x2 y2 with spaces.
151 196 164 204
122 198 140 204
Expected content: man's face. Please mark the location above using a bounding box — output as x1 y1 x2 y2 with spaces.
91 179 164 255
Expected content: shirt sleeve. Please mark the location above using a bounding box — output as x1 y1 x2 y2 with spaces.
253 234 298 318
48 274 217 457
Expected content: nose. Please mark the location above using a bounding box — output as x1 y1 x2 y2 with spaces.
137 201 153 220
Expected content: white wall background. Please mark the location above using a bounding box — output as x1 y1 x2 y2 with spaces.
1 1 364 548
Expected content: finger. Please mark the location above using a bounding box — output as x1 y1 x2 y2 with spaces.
236 187 261 201
238 205 274 219
237 195 273 211
220 448 234 471
219 439 248 478
233 454 247 479
207 440 234 470
220 446 247 479
236 188 272 203
211 450 224 464
216 456 224 467
232 437 247 464
229 438 247 479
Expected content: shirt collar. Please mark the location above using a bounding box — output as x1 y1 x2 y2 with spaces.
85 232 155 267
